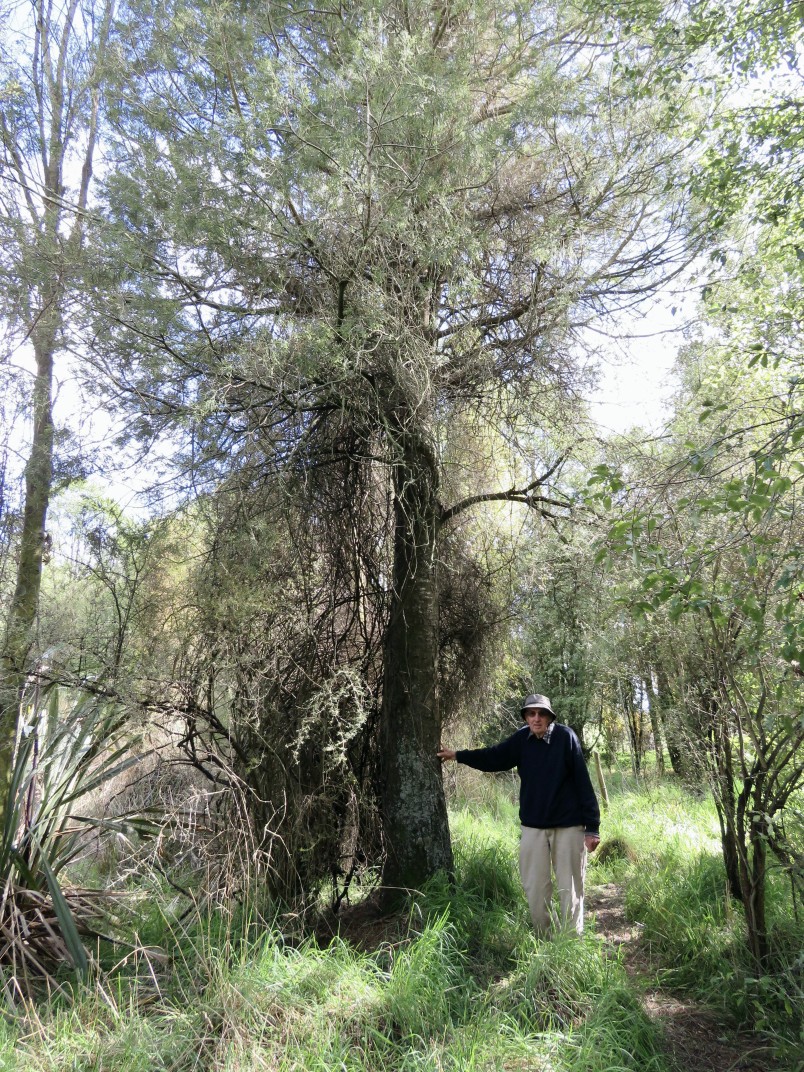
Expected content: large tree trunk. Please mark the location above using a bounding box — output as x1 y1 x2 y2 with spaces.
379 428 453 900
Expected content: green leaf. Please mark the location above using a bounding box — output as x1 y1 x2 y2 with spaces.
37 844 90 977
631 600 654 617
9 846 38 889
2 728 35 857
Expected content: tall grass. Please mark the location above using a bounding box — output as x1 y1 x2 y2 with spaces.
2 781 674 1072
587 775 804 1064
7 770 802 1070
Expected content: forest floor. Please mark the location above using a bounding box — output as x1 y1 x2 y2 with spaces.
319 881 788 1072
586 883 783 1072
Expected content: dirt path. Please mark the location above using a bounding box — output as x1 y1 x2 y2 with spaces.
586 884 783 1072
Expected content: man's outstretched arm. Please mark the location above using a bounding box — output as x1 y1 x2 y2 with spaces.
437 731 521 771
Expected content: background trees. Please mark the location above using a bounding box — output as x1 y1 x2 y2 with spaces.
0 0 116 813
593 256 804 966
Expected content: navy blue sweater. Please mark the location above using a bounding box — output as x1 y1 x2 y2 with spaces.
456 723 600 835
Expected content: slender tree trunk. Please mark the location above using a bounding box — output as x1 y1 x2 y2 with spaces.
379 427 453 900
645 671 665 775
620 678 641 775
655 666 684 775
0 318 58 814
594 751 609 809
743 819 769 967
714 796 743 904
709 710 743 903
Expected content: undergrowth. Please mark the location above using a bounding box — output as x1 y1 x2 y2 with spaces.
2 770 801 1069
592 774 804 1065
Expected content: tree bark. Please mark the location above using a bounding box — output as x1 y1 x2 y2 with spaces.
715 796 743 904
655 665 685 776
0 311 58 816
743 817 769 967
620 678 642 775
594 751 610 809
709 709 743 904
645 671 665 775
379 425 453 900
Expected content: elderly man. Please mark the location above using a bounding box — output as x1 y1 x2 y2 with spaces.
438 693 600 935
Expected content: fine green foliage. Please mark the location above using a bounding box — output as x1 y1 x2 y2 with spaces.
83 0 700 901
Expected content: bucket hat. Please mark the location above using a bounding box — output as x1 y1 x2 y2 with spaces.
520 693 555 718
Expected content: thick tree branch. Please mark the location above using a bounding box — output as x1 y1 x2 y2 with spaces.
441 451 572 525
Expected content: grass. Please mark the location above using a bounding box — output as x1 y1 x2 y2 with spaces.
2 769 802 1070
586 773 804 1065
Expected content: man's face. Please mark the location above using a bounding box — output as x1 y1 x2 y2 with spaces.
524 708 552 737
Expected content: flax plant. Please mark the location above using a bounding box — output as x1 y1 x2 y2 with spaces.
0 679 146 998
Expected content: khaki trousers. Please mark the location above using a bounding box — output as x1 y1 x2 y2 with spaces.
519 825 587 935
